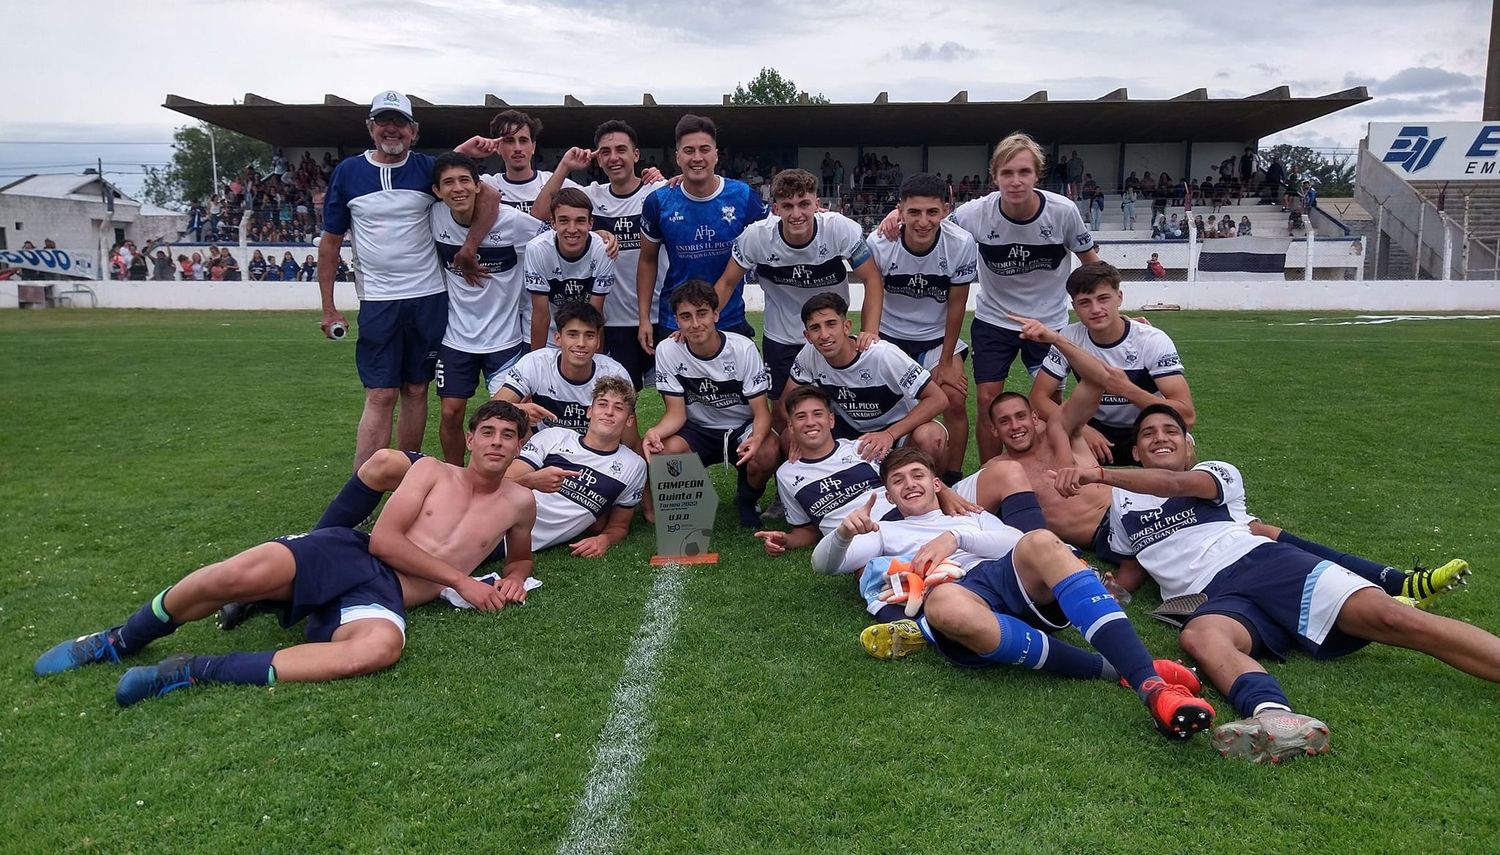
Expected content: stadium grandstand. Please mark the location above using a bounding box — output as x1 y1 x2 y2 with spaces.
157 86 1376 281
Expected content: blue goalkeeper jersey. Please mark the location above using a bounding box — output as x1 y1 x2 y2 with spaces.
640 177 767 330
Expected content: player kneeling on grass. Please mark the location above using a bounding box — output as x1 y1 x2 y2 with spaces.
1052 404 1490 763
811 447 1216 741
645 279 778 527
34 402 536 706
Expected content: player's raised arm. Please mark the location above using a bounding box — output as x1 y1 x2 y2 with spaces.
532 147 594 222
711 255 751 321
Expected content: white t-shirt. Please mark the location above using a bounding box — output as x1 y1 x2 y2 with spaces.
324 151 442 301
655 332 770 431
430 201 548 353
1040 319 1185 429
867 220 978 345
729 211 870 345
1107 461 1270 599
482 170 579 216
791 340 931 434
523 232 616 343
496 350 631 434
584 179 669 327
518 426 646 550
814 508 1023 575
949 189 1095 330
775 438 884 534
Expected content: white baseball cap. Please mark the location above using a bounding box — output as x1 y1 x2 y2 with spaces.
369 90 414 120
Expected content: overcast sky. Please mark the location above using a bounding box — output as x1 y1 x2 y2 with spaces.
3 0 1489 197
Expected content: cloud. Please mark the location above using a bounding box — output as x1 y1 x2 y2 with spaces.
894 41 978 62
1344 66 1481 94
1345 89 1483 118
1250 63 1282 76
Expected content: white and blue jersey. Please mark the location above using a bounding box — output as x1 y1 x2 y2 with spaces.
1106 461 1270 599
640 177 768 330
730 211 871 345
790 340 932 434
431 202 548 353
518 427 646 550
585 179 669 328
868 220 978 347
1040 320 1184 430
523 232 616 342
323 151 442 301
655 331 770 431
775 438 883 534
949 189 1094 330
496 350 631 433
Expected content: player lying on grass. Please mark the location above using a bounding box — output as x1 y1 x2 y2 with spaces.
995 318 1467 609
34 402 536 707
811 447 1218 741
1051 404 1488 763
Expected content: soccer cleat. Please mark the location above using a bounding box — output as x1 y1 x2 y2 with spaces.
1122 659 1203 694
216 600 277 631
1212 710 1330 764
860 619 927 660
116 653 197 707
1142 677 1216 740
761 495 786 520
1401 559 1470 609
34 627 126 676
1392 595 1420 608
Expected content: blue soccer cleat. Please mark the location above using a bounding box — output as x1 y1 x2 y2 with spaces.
34 627 126 676
116 654 197 707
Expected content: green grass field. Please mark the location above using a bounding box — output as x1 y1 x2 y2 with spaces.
2 309 1498 854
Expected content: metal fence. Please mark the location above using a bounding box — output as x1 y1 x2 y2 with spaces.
1355 147 1499 280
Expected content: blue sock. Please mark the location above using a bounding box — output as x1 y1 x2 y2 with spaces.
998 491 1047 533
315 474 384 530
1276 530 1403 594
189 650 277 686
975 611 1108 679
1052 569 1157 690
1227 671 1292 718
873 603 908 623
117 588 181 653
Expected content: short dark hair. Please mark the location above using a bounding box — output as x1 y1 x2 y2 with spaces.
880 447 938 483
555 301 605 332
594 119 638 148
670 279 719 312
1132 403 1188 444
432 151 479 187
800 291 849 323
674 114 717 145
1065 262 1123 297
591 374 637 412
771 168 819 200
468 399 529 439
490 109 541 140
783 384 832 415
552 187 593 216
987 390 1031 419
899 173 948 203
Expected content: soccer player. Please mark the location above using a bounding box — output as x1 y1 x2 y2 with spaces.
812 448 1216 741
637 114 768 355
34 402 536 706
789 293 949 465
868 173 979 485
1052 405 1490 763
429 152 549 464
886 132 1101 463
319 90 501 471
524 188 615 350
456 109 578 216
644 280 778 527
713 167 885 407
494 303 632 434
532 121 668 388
1028 262 1194 465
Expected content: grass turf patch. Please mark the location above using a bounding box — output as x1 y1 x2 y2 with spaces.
1 309 1496 853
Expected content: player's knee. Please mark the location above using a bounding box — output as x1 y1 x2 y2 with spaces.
922 584 968 631
912 422 947 455
980 458 1029 492
1356 597 1433 641
399 382 427 398
365 387 399 408
1013 528 1066 564
339 630 404 676
439 397 468 422
359 447 412 489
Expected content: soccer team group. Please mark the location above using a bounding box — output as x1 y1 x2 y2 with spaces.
35 91 1496 764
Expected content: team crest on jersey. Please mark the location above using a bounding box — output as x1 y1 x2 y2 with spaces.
1039 225 1054 240
938 258 948 273
723 361 737 377
818 245 828 257
859 369 872 382
1124 348 1139 365
488 231 503 241
608 460 623 474
721 205 738 224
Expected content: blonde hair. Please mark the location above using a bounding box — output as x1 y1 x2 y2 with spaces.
989 132 1046 178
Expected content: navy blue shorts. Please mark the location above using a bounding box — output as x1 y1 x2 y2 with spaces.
271 527 407 644
970 317 1051 384
436 342 526 399
1188 542 1376 661
1089 516 1133 567
924 553 1068 668
677 419 753 467
763 338 804 400
355 292 449 388
882 334 969 372
605 326 651 390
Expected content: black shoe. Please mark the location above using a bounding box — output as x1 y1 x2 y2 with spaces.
216 601 275 631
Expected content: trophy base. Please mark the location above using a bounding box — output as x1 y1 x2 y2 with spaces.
650 554 720 566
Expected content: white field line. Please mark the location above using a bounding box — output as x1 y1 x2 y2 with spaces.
556 562 687 855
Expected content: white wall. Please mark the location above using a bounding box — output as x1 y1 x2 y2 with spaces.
1189 142 1248 184
861 146 924 179
1054 144 1119 191
8 279 1494 312
1123 143 1187 183
796 147 858 181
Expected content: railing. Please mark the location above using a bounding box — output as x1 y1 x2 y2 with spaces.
1355 147 1498 279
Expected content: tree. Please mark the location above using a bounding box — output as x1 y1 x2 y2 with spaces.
730 68 830 105
140 122 272 209
1256 144 1355 196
